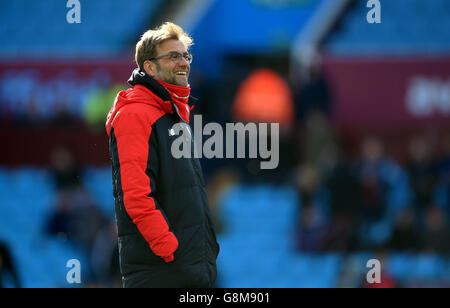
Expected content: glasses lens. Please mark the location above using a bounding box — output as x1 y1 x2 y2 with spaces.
170 52 181 61
166 52 192 64
184 53 193 64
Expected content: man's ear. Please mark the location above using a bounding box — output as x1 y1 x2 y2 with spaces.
143 60 156 77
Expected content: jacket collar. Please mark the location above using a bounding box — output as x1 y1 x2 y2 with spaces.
127 69 197 122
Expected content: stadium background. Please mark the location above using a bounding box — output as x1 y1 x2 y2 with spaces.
0 0 449 288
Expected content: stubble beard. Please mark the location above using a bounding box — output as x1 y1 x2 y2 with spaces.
155 62 189 87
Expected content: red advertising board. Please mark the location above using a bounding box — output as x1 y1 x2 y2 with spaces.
0 59 136 166
322 56 450 129
0 58 135 119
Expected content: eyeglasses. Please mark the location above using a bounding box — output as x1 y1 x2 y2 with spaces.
149 51 193 64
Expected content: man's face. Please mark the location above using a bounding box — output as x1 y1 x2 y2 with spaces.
146 39 190 86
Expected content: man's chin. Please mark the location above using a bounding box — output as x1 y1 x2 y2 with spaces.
158 76 188 87
175 76 189 87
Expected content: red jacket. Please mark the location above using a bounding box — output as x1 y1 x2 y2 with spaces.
106 69 219 287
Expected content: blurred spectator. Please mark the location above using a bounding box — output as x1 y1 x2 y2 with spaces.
294 165 330 252
45 187 109 285
46 190 76 240
46 140 112 286
0 241 21 288
291 110 340 198
50 145 82 191
292 59 331 122
70 193 108 253
45 188 107 249
388 208 420 252
356 137 389 222
407 136 439 214
353 136 411 250
323 156 360 253
301 111 339 166
420 206 450 254
89 220 121 288
298 203 329 252
322 147 360 223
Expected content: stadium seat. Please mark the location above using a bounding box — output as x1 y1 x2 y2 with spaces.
324 0 450 55
0 0 163 57
2 167 448 287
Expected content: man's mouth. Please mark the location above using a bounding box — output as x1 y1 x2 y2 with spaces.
175 71 187 76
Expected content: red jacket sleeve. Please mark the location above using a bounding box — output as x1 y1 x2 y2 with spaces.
112 107 178 262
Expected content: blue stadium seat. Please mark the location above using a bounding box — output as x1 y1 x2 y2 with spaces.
282 253 341 288
410 255 447 280
82 166 114 218
0 0 163 57
0 167 94 287
3 167 448 287
387 254 415 278
324 0 450 55
216 184 342 287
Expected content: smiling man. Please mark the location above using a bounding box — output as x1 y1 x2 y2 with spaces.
105 22 219 288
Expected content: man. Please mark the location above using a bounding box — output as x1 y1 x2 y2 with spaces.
106 22 219 288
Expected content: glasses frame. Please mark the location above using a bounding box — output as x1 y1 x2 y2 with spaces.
149 51 193 64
